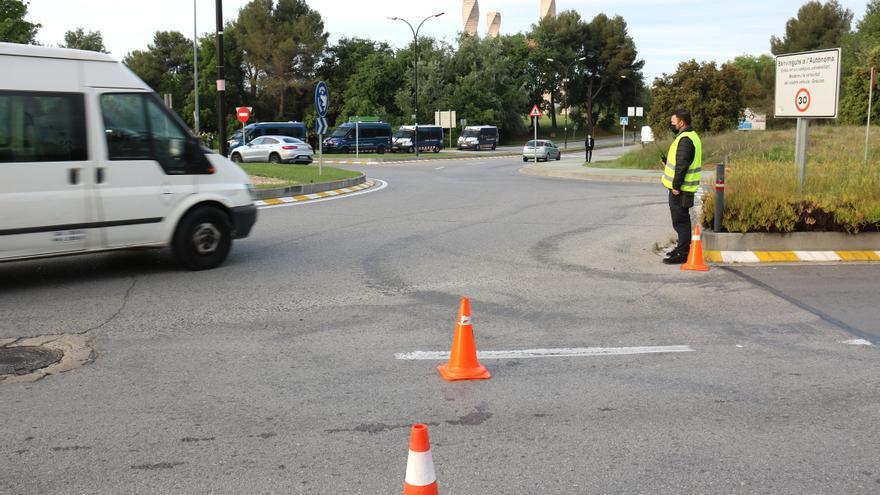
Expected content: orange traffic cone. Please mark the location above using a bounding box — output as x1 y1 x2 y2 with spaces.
681 225 710 272
403 424 438 495
437 297 491 381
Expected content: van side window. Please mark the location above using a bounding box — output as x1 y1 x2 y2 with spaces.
0 91 87 163
145 97 189 174
101 93 192 174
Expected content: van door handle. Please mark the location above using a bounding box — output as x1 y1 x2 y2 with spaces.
96 167 105 184
68 168 81 185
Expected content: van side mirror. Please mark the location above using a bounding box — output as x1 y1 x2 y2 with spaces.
185 137 213 173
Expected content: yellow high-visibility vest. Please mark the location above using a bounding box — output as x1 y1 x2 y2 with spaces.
661 130 702 193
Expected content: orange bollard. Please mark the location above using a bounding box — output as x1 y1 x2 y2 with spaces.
681 225 710 272
403 424 438 495
437 297 491 381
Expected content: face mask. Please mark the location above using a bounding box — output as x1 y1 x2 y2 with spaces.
668 123 679 135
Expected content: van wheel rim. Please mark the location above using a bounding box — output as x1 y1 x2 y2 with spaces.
193 223 221 255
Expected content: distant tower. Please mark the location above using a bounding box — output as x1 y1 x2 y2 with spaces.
463 0 480 36
487 12 501 38
540 0 556 19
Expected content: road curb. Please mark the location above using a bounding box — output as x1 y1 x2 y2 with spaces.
705 250 880 264
252 173 366 201
703 231 880 251
254 179 377 207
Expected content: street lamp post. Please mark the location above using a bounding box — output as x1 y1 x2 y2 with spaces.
389 12 444 158
215 0 226 156
193 0 199 136
546 57 586 150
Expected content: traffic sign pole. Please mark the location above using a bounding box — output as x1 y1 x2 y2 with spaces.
314 81 329 176
795 118 810 192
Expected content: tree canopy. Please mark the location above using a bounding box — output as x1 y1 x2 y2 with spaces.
0 0 39 44
770 0 853 55
61 27 106 52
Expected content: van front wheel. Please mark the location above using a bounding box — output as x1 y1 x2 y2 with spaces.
173 206 232 271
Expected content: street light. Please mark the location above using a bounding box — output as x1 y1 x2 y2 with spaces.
546 56 586 149
389 12 444 157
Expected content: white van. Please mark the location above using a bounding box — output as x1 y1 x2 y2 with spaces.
641 125 655 144
0 43 257 270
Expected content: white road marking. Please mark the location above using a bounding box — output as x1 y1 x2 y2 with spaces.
841 339 873 346
258 180 388 210
394 345 695 361
721 251 761 263
794 251 841 262
434 166 445 170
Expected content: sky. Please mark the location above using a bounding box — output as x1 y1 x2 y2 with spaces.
28 0 872 81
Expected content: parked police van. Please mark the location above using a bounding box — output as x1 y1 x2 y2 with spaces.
323 121 392 154
457 125 499 150
392 125 444 153
0 43 257 270
228 121 307 150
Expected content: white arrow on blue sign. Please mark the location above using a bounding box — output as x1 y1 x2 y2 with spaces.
314 81 329 118
315 117 328 135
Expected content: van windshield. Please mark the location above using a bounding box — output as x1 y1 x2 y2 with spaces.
395 130 414 139
331 127 350 138
462 129 480 138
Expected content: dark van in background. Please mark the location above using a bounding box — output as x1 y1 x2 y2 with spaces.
228 121 307 150
457 125 499 150
323 121 392 154
392 125 444 153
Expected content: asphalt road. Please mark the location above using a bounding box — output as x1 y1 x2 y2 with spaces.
1 154 878 494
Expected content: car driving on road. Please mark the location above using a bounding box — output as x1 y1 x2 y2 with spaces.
229 136 314 164
522 140 562 162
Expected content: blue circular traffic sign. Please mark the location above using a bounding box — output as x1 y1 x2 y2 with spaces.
315 81 329 118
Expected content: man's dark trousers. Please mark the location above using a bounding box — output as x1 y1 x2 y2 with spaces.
669 190 694 254
585 149 592 162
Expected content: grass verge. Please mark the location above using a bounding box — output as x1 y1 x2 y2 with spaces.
240 163 361 190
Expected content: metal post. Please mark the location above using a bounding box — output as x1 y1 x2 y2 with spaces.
215 0 226 156
319 134 323 176
533 116 538 163
714 162 725 233
795 118 810 192
621 123 625 152
193 0 200 135
356 121 359 160
866 66 875 162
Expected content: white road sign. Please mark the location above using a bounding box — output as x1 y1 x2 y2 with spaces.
774 48 841 119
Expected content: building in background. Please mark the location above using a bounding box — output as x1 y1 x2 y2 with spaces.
487 12 501 38
540 0 556 19
463 0 480 36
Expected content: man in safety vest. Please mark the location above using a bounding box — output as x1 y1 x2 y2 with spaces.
661 109 701 264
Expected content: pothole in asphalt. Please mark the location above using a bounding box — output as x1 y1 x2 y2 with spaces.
0 334 94 384
0 346 63 375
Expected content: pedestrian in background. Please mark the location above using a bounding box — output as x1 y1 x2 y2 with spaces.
661 109 702 265
585 134 595 163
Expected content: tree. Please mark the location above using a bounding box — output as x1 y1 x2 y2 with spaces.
650 60 744 135
236 0 328 120
182 28 246 135
319 37 393 125
770 1 853 55
839 1 880 124
339 50 402 121
61 27 106 52
0 0 40 44
730 54 775 115
123 31 194 123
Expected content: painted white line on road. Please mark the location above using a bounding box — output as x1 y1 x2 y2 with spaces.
258 180 388 210
434 166 445 170
841 339 873 346
395 345 695 361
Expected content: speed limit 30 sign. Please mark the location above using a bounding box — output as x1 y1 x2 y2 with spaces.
774 48 840 119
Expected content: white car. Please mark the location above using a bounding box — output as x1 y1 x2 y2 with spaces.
0 43 257 271
522 140 562 162
229 136 313 164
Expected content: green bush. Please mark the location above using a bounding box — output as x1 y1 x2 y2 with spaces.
701 128 880 233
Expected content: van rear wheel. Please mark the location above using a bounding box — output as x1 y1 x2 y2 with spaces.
172 206 232 271
377 145 386 154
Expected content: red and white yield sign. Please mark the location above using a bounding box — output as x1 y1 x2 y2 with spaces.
236 106 252 123
529 104 543 118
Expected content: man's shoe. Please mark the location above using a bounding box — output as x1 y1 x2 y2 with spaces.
663 253 687 265
665 248 679 257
